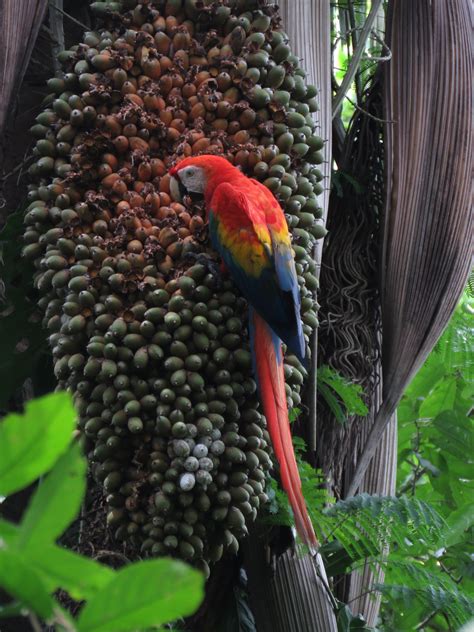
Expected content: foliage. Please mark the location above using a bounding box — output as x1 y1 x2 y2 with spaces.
379 292 474 630
378 562 474 631
0 392 204 631
265 440 471 627
318 365 369 424
335 600 372 632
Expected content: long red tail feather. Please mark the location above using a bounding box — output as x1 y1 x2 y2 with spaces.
251 310 318 551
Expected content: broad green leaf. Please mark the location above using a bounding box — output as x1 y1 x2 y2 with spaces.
450 477 474 513
0 392 76 496
0 549 54 619
335 601 371 631
28 545 115 601
19 442 86 549
443 503 474 548
419 375 458 419
77 558 204 632
0 519 113 601
405 360 445 404
416 455 440 477
0 519 19 542
432 410 473 461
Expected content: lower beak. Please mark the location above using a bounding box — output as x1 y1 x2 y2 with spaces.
170 175 186 202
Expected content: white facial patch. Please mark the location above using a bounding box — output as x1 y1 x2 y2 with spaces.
177 166 206 194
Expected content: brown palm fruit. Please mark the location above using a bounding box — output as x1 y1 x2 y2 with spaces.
23 0 325 573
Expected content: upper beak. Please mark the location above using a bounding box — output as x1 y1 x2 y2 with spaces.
170 175 186 202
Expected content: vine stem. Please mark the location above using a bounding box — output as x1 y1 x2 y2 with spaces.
332 0 383 119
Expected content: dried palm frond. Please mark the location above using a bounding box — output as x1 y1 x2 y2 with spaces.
0 0 48 135
347 0 473 497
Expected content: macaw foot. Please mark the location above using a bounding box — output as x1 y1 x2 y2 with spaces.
184 252 223 290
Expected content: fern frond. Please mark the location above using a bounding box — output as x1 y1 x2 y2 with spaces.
430 294 474 380
317 364 369 424
466 270 474 298
320 494 446 559
379 561 474 628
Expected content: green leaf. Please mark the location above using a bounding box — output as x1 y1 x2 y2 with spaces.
432 410 473 461
288 407 301 423
0 549 55 619
419 375 458 418
335 601 371 631
318 382 347 424
19 442 86 549
0 519 113 601
28 545 115 601
405 361 445 405
77 558 204 632
0 392 76 496
320 540 359 577
0 519 19 542
379 562 474 629
318 365 368 422
443 503 474 548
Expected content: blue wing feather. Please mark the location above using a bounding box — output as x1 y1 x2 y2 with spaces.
272 238 306 365
209 211 307 366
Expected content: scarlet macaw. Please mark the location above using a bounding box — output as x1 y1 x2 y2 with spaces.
170 155 317 550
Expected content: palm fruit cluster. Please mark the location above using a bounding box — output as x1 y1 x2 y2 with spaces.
22 0 325 573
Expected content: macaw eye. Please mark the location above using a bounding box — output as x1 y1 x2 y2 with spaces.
187 169 195 176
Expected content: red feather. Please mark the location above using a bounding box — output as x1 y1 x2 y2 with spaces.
251 310 318 551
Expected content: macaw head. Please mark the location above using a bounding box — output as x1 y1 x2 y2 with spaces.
169 155 237 201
